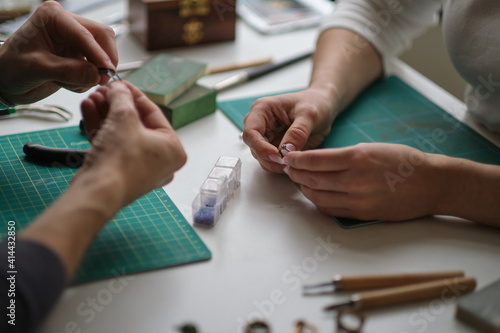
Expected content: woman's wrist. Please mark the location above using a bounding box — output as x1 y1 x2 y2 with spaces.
308 81 340 100
426 154 499 223
419 153 454 216
307 83 342 118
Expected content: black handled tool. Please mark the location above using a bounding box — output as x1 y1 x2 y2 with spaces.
23 142 88 168
214 50 313 92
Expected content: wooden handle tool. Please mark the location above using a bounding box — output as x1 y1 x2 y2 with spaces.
324 276 476 311
207 56 273 74
116 57 273 76
303 270 464 295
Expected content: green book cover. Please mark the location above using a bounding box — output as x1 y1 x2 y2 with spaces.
160 83 216 129
125 54 207 106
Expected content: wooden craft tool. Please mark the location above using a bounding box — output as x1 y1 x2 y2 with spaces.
207 56 273 74
324 276 476 312
214 50 313 92
303 270 465 294
117 56 273 75
117 60 147 73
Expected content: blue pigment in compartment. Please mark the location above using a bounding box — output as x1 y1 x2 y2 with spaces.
194 206 215 225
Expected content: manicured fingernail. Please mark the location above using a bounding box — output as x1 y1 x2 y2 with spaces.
283 165 290 174
269 154 284 164
283 156 290 166
280 143 296 157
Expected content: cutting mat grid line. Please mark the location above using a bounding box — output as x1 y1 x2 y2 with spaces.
0 127 210 284
218 75 500 228
367 97 445 155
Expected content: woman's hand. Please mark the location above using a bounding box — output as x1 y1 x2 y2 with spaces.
282 143 444 221
242 87 339 173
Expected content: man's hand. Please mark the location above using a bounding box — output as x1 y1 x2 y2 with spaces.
21 81 186 284
0 1 118 104
79 81 187 210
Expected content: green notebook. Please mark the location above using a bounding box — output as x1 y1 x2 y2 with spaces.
160 83 217 129
126 54 207 106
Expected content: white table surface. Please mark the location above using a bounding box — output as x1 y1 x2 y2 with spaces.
1 2 500 333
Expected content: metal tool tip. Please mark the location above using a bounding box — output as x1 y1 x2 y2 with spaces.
302 281 336 295
323 300 354 312
303 282 334 289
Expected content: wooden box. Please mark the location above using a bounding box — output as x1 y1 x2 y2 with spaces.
129 0 236 50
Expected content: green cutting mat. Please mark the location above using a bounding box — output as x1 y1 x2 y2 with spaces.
218 75 500 228
0 126 211 284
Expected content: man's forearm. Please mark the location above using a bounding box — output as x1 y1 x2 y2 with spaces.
20 168 124 280
309 28 383 114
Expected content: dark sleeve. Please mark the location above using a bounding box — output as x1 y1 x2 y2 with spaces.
0 239 66 333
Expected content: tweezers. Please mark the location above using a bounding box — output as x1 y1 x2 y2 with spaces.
0 68 119 122
0 104 72 121
98 67 122 82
